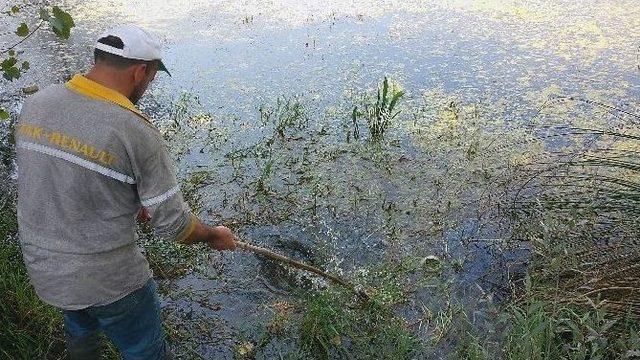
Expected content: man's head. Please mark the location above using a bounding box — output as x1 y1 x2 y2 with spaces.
90 25 170 104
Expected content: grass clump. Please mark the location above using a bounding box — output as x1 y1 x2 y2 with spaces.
296 257 425 359
352 76 404 141
299 292 348 358
0 193 66 359
259 97 308 139
299 288 420 360
0 240 66 359
501 296 640 360
486 98 640 359
0 193 17 243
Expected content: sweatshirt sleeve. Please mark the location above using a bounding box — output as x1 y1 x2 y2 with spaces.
128 126 197 243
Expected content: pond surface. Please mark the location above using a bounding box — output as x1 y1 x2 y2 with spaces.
1 0 639 358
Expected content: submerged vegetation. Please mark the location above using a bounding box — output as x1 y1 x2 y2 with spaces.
2 74 640 357
493 98 640 359
142 77 640 358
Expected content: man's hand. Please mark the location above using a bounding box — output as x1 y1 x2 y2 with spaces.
207 226 237 251
180 219 237 251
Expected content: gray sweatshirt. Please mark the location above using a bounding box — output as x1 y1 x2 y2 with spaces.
15 75 196 310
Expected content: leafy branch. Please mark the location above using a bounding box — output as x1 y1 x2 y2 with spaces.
1 21 44 56
0 4 74 119
0 5 74 81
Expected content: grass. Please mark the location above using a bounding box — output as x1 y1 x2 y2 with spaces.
298 288 421 360
486 98 640 359
501 297 640 360
259 97 308 139
0 191 121 359
238 256 429 359
0 241 66 359
294 256 435 359
0 192 66 359
352 76 405 141
456 298 640 360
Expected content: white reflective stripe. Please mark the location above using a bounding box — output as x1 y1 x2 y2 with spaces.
95 42 124 56
18 141 136 184
141 185 180 207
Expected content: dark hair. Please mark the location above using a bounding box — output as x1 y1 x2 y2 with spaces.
94 35 155 70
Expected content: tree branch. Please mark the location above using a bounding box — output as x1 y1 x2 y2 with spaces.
1 20 43 55
236 240 370 300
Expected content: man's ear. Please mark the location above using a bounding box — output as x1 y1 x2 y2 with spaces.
131 64 148 84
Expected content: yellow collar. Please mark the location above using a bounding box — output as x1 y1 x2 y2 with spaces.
66 74 148 121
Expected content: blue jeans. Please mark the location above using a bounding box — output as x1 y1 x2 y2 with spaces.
63 278 167 360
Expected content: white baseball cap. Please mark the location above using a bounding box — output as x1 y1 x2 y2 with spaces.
95 24 171 76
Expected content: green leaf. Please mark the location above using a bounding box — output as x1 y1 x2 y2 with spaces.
0 108 9 120
2 58 20 81
48 6 75 39
38 8 50 21
21 61 29 71
1 57 18 71
2 66 21 81
381 77 389 109
530 320 548 337
388 90 404 114
11 5 20 14
15 22 29 37
8 50 15 57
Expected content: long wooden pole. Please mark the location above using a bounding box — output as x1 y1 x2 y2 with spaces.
235 240 368 299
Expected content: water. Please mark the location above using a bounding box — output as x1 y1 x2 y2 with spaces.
1 0 639 357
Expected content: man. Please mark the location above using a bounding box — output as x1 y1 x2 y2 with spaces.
15 25 236 359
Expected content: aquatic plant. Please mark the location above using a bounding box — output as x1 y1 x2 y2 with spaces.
512 124 640 312
259 97 308 139
138 172 211 279
499 98 640 358
256 158 275 193
352 77 404 142
500 295 640 359
299 288 421 360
